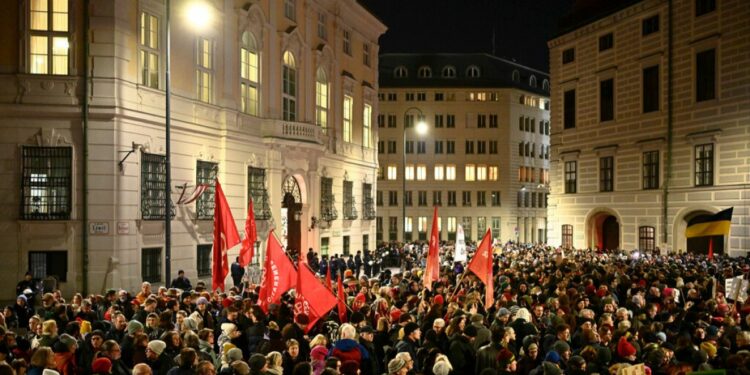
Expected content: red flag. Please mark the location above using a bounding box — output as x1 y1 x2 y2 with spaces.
239 199 257 267
325 265 332 291
337 275 348 323
467 228 494 307
258 232 298 313
294 262 338 332
708 237 714 261
212 180 241 291
424 206 440 290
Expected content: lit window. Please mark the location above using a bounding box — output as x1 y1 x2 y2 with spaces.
446 165 456 181
29 0 70 75
363 104 372 147
476 165 487 181
489 166 498 181
387 165 397 180
282 51 297 120
416 165 427 181
465 164 475 181
343 95 353 142
418 217 428 233
139 11 159 88
404 217 413 233
241 32 260 115
405 165 415 181
315 68 328 131
434 165 444 180
196 37 213 103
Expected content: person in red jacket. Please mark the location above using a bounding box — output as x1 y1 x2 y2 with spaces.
328 323 370 368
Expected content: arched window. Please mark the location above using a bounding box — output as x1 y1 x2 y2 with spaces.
442 66 456 78
282 51 297 121
240 32 260 116
542 79 550 92
394 66 408 78
417 66 432 78
529 75 537 87
466 65 481 78
315 68 328 132
512 70 520 82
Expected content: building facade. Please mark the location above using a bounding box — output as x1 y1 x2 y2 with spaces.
547 0 749 255
0 0 386 299
376 54 550 245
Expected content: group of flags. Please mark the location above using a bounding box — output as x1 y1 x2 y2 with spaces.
211 181 256 291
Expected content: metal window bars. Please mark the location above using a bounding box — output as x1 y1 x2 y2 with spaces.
362 183 375 220
320 177 338 222
248 167 272 220
21 147 72 220
141 153 175 220
196 161 217 220
343 181 358 220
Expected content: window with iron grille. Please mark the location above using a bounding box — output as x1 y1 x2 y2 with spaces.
21 146 72 220
643 151 660 189
142 247 162 283
196 161 217 220
362 183 375 220
141 153 171 220
29 251 67 282
561 225 573 249
639 226 655 252
343 236 350 256
695 143 714 187
197 244 211 277
565 161 577 194
343 181 357 220
599 157 614 192
321 177 337 221
248 167 271 220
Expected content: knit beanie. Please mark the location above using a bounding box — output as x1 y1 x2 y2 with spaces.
227 348 243 363
91 357 113 374
617 336 637 358
388 358 407 374
544 350 561 364
497 348 515 367
59 334 78 349
127 320 144 335
248 353 267 372
147 340 166 356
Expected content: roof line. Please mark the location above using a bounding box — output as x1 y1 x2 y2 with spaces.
379 52 549 75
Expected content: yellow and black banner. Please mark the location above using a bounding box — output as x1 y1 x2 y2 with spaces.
686 207 733 238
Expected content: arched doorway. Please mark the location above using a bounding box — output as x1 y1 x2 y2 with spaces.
586 209 621 251
281 176 302 259
685 211 724 256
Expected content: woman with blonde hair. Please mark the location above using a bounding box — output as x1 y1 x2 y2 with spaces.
35 320 58 348
265 351 283 375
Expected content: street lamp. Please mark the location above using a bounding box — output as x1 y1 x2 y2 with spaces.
403 108 427 242
164 0 212 283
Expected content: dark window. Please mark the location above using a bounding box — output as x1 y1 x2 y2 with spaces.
403 191 412 207
446 114 455 128
376 218 383 241
248 167 271 219
695 0 716 16
196 161 217 220
565 161 577 194
599 33 614 51
643 65 660 113
376 191 383 206
465 140 474 154
447 191 457 206
564 89 576 129
321 237 330 256
388 141 396 154
477 191 486 207
343 235 350 256
600 157 614 192
388 217 397 241
418 191 427 206
343 180 357 219
142 247 162 283
141 153 172 220
696 49 716 102
695 143 714 186
462 191 471 207
562 48 575 64
600 79 614 122
377 114 385 128
433 191 442 206
362 234 369 253
417 141 426 154
387 114 396 128
435 141 444 154
639 226 656 252
197 244 211 277
642 15 660 36
489 114 498 128
491 191 501 207
477 114 487 128
405 141 414 154
378 141 384 154
21 147 72 220
489 141 498 154
388 191 398 206
362 183 375 220
643 151 660 189
446 141 455 154
29 251 68 282
561 225 573 249
477 141 486 154
435 93 444 101
434 114 444 128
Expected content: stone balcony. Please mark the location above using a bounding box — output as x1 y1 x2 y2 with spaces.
261 119 325 145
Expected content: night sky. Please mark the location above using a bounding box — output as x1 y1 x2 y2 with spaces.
360 0 574 72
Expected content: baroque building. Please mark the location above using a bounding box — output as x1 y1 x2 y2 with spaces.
0 0 386 298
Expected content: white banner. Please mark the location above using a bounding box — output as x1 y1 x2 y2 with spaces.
455 224 467 262
725 276 749 302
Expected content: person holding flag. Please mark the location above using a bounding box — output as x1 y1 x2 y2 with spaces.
212 180 241 292
466 229 495 307
258 232 298 313
423 206 440 290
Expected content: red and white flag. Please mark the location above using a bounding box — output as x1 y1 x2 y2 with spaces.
212 180 241 291
423 206 440 290
258 232 297 313
467 228 494 307
239 199 257 267
295 261 338 333
337 275 347 323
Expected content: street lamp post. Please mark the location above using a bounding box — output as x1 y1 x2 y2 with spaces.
402 108 427 242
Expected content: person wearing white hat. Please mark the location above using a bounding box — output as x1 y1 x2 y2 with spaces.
145 340 170 375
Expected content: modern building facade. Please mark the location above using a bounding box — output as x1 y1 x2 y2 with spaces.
0 0 386 299
547 0 749 255
376 53 550 244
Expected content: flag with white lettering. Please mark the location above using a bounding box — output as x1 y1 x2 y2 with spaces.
258 232 297 313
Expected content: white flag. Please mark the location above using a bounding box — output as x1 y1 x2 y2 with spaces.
455 224 467 262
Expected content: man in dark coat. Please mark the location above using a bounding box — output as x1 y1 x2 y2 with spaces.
170 270 192 290
145 340 172 375
395 322 421 370
230 257 244 288
476 326 504 374
363 251 372 277
354 251 363 277
448 324 477 375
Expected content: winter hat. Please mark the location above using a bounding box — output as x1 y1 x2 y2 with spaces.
147 340 166 356
16 295 27 303
463 324 478 338
127 320 144 335
705 325 720 339
182 317 198 332
390 309 402 322
196 297 209 305
544 350 561 364
388 358 407 374
59 334 78 349
655 332 667 343
433 295 444 305
497 348 515 367
403 322 420 337
227 348 243 362
700 342 717 358
433 360 452 375
42 370 60 375
91 357 113 374
248 353 267 372
552 340 570 354
222 343 237 355
617 336 637 358
221 323 237 335
496 308 511 318
542 361 562 375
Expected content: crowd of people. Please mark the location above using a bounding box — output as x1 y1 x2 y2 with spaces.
4 242 750 375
